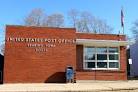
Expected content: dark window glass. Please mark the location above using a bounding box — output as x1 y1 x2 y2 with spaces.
109 54 119 60
97 62 107 68
97 54 107 60
87 62 95 68
109 47 118 53
97 47 107 53
109 62 119 68
85 54 95 60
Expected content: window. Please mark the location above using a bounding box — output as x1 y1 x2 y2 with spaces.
97 47 107 53
97 54 107 60
109 54 118 60
97 62 107 68
84 47 119 70
85 54 95 60
85 62 95 68
84 47 95 60
109 62 119 68
109 47 118 53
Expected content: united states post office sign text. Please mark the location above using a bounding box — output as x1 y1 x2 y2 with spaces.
6 37 76 52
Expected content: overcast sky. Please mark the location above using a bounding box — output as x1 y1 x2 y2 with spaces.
0 0 138 44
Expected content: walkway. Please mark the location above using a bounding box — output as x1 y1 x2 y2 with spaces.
0 80 138 92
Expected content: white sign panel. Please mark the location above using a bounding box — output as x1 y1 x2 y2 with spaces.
129 59 132 64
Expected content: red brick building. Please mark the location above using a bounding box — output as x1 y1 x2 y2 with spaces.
4 25 131 83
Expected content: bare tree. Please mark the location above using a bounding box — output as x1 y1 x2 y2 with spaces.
68 9 113 34
68 10 91 32
95 19 112 34
76 20 89 32
68 9 79 27
41 15 48 26
131 20 138 40
0 44 4 55
46 13 64 27
24 8 112 33
24 8 45 26
24 9 64 27
79 11 95 33
79 11 112 33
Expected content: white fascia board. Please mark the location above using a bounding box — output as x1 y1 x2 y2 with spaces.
76 39 135 47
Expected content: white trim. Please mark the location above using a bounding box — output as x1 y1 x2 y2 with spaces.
83 47 120 70
76 39 134 47
83 67 119 70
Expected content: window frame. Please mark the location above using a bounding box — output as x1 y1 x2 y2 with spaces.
83 46 120 70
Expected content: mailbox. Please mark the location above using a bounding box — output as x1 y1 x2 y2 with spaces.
66 66 74 83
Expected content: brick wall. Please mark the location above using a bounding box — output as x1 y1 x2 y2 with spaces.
76 33 126 41
76 45 83 71
4 25 76 83
76 33 127 81
4 25 127 83
76 70 126 80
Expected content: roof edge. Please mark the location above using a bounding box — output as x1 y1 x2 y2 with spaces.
6 25 76 30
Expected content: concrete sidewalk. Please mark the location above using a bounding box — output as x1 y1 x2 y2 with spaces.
0 80 138 92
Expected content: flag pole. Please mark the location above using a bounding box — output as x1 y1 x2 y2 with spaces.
121 7 124 34
122 25 124 34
